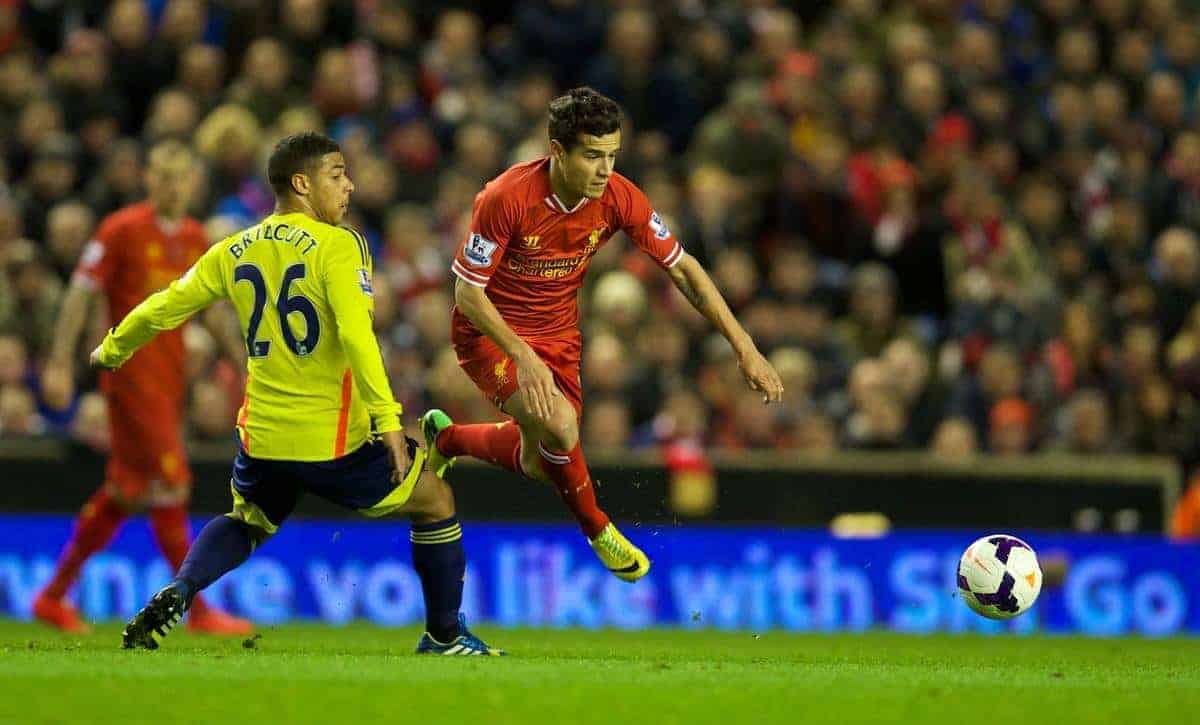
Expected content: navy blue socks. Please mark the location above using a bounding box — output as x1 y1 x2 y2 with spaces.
410 517 465 643
174 515 260 606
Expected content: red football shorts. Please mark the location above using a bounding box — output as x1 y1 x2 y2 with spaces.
453 328 583 417
104 392 192 506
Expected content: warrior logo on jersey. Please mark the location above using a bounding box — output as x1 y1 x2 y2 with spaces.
649 211 671 240
465 233 499 267
358 268 373 296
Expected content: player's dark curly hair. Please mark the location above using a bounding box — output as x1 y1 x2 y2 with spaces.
548 87 622 150
267 132 342 197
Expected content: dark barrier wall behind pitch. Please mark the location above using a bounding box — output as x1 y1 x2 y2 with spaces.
0 446 1170 532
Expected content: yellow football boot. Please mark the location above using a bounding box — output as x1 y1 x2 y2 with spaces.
419 409 457 479
589 522 651 582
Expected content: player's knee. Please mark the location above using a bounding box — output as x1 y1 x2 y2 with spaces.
406 471 456 524
243 522 273 550
224 514 273 551
541 406 579 451
519 447 552 483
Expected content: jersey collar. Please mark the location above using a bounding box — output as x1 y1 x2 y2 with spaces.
543 157 590 214
543 194 589 214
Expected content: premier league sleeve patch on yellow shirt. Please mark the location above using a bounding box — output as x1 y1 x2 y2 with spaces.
358 268 373 296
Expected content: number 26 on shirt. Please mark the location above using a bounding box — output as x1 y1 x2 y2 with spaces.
234 263 320 357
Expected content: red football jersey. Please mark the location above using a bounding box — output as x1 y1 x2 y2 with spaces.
451 157 683 338
74 202 208 476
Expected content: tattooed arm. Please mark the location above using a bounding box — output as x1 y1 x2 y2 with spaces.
666 252 784 403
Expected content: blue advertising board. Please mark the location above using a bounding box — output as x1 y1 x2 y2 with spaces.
0 515 1195 635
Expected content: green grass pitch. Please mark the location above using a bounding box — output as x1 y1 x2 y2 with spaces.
0 620 1195 724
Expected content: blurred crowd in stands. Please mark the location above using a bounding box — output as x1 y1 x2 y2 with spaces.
3 0 1200 474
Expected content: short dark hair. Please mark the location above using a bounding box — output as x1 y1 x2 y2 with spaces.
548 87 622 150
267 132 341 197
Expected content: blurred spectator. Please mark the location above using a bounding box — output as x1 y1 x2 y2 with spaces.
778 135 868 264
143 89 199 143
0 334 26 387
514 0 606 88
178 44 227 115
105 0 170 131
795 411 839 455
1 241 62 358
689 80 788 227
0 383 43 436
582 397 632 449
44 201 94 279
1153 228 1200 342
83 139 145 218
189 379 233 441
709 248 758 313
581 332 631 399
930 416 979 460
422 9 487 110
865 161 949 318
988 397 1035 456
1149 131 1200 238
835 263 918 360
590 270 648 339
890 60 948 158
281 0 349 87
380 204 447 303
1042 299 1108 399
582 7 698 151
69 391 108 452
842 358 905 449
52 29 128 141
1055 389 1118 453
18 134 80 243
194 104 264 217
948 342 1025 439
1121 374 1200 462
227 38 293 127
883 337 945 446
311 48 363 121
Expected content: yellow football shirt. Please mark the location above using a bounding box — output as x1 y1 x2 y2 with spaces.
97 211 402 461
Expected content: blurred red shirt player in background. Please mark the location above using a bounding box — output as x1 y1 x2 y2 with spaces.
36 140 251 635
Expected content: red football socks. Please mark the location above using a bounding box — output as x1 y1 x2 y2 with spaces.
437 421 524 474
42 489 128 600
536 442 610 538
438 422 611 538
149 504 192 572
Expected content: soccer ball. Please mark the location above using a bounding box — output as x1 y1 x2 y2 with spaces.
957 534 1042 620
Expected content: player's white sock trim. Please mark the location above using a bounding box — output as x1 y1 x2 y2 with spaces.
538 442 571 465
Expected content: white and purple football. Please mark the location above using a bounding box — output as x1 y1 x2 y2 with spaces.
957 534 1042 620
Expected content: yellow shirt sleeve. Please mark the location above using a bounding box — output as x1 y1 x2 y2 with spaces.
97 242 227 369
324 230 403 433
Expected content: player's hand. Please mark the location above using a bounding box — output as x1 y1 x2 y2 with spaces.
515 349 561 423
738 348 784 403
88 345 114 371
41 359 75 410
380 430 414 483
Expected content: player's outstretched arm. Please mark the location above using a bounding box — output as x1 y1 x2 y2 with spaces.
666 252 784 403
91 246 225 370
42 281 97 408
454 277 560 422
